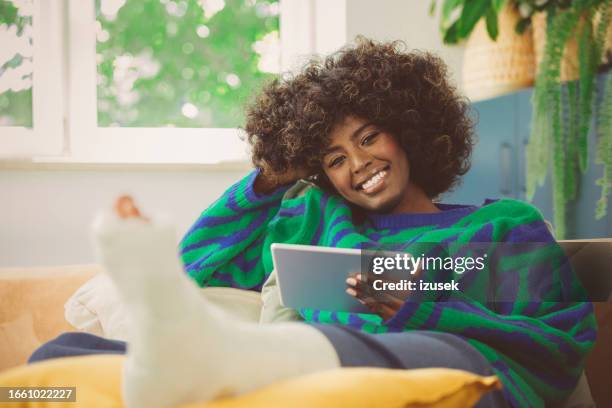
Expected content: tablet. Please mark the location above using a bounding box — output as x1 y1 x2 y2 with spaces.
271 243 371 313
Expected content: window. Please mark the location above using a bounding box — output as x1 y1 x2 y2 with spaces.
67 0 282 164
0 0 317 165
0 0 33 128
95 0 280 128
0 0 64 157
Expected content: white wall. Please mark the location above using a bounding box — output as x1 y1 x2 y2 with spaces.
282 0 464 88
344 0 464 89
0 169 249 267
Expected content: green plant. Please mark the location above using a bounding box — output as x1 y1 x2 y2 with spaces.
1 0 279 128
95 0 279 128
595 72 612 219
430 0 507 43
524 0 610 238
0 0 33 127
432 0 611 238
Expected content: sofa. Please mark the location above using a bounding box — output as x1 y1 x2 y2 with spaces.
0 246 610 407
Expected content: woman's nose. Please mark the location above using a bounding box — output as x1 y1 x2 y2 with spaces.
350 149 373 174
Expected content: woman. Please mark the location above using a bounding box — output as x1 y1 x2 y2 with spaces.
30 39 595 408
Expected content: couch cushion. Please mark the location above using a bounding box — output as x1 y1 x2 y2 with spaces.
0 354 501 408
0 265 99 372
64 272 263 342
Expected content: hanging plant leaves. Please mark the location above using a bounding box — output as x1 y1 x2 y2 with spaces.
457 0 491 39
515 17 531 34
566 81 579 201
595 74 612 219
429 0 438 16
436 0 464 44
577 16 596 173
485 6 499 40
594 1 611 219
492 0 506 13
528 5 581 238
443 21 461 43
441 0 463 30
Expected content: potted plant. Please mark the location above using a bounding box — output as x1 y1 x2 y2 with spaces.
518 0 610 238
461 4 536 100
432 0 611 238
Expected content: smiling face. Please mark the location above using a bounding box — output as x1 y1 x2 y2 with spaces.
322 116 435 214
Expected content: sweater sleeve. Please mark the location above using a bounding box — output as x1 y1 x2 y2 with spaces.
179 169 292 290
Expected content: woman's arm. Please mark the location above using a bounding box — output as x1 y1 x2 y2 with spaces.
179 169 294 290
396 218 595 406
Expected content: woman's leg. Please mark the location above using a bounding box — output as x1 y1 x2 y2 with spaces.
314 326 508 408
28 332 126 363
93 213 339 408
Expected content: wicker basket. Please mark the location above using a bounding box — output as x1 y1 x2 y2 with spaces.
463 5 535 101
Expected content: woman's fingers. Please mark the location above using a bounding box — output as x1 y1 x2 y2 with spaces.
362 297 397 320
346 273 404 319
345 274 369 302
345 287 358 297
372 291 405 312
388 295 404 310
377 303 397 320
346 273 408 303
346 274 373 299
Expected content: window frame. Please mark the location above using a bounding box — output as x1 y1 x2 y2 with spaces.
0 0 65 158
64 0 286 165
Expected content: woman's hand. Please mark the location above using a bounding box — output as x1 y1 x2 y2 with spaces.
253 160 312 195
345 272 417 320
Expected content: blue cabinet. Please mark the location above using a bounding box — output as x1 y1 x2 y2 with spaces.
443 91 518 205
443 73 611 238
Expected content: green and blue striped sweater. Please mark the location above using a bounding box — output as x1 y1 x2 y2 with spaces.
179 169 596 408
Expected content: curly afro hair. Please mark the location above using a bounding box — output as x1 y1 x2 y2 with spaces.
245 37 474 199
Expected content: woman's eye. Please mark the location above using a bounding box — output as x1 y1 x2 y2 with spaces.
329 156 345 167
362 132 379 145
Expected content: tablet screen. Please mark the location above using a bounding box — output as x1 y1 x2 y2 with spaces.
271 243 372 313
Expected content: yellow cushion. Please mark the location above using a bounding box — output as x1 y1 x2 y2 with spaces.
0 355 123 408
0 355 501 408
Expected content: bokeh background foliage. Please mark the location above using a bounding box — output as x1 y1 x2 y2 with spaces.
0 0 33 127
0 0 279 129
96 0 279 128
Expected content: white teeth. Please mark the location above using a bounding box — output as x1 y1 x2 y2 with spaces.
361 171 386 190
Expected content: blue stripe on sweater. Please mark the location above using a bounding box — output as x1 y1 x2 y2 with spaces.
182 210 270 253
